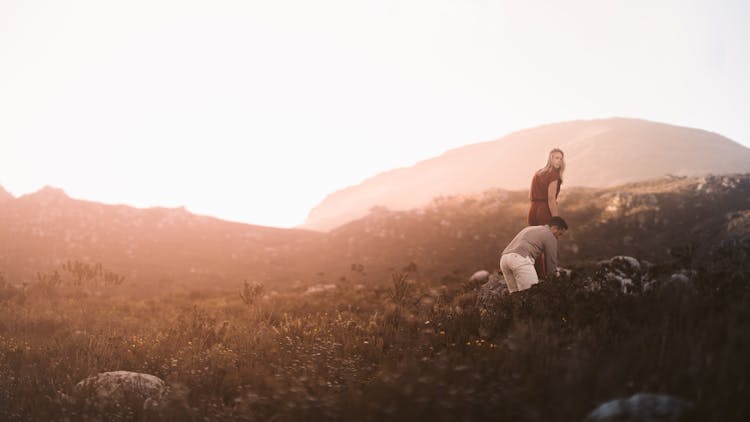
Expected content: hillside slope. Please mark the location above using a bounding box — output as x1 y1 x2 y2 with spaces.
304 118 750 230
2 174 748 291
310 174 750 284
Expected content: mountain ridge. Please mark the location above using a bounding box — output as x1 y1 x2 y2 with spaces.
0 185 325 291
303 118 750 231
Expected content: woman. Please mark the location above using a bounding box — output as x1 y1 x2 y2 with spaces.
527 148 565 276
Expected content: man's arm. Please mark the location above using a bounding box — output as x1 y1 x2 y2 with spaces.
544 234 558 277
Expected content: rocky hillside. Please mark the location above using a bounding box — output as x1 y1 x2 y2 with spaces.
312 174 750 284
1 174 748 291
303 118 750 230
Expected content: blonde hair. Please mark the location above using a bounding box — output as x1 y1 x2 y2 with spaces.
537 148 565 183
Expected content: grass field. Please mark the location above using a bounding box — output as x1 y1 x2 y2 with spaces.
1 246 749 421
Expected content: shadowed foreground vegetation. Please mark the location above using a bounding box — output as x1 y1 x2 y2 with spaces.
0 240 748 421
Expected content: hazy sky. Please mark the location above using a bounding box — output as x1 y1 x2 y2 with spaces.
2 0 748 228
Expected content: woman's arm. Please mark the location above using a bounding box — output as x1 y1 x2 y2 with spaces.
547 180 559 217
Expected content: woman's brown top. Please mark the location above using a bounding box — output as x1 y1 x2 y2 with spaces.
530 168 561 202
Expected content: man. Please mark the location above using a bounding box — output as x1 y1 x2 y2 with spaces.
500 216 568 293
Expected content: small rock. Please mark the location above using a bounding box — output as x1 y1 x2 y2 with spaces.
585 393 694 422
304 283 337 295
670 273 690 284
557 267 572 278
657 269 699 297
469 270 490 284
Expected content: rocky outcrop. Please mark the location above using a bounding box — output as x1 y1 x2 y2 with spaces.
595 256 652 293
476 273 508 338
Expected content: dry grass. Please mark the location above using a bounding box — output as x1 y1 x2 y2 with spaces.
0 244 749 421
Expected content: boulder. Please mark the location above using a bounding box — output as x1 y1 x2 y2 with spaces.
656 269 700 306
668 269 696 285
585 393 694 422
596 256 650 293
74 371 166 410
477 273 508 337
477 273 508 304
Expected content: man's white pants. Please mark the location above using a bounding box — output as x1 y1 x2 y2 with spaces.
500 253 539 293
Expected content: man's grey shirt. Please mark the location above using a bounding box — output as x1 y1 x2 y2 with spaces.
502 225 558 273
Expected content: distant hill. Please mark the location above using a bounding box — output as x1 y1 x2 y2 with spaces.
303 118 750 231
0 186 325 291
0 186 13 203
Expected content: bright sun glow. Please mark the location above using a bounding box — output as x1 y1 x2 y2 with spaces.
1 0 749 227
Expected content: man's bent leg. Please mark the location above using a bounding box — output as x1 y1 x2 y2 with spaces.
500 254 519 293
514 255 539 291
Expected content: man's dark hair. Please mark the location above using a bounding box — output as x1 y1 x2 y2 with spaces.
548 216 568 230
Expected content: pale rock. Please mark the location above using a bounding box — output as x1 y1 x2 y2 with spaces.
469 270 490 284
304 283 337 295
585 393 694 422
74 371 166 410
